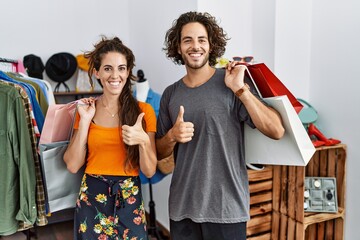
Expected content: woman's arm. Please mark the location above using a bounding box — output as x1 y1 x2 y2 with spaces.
138 131 157 178
122 113 157 178
63 99 95 173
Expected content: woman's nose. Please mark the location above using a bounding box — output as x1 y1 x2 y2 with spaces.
111 71 120 79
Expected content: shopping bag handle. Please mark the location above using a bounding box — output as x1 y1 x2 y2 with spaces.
63 100 83 141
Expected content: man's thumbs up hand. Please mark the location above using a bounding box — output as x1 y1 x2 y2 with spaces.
176 105 185 123
170 106 194 143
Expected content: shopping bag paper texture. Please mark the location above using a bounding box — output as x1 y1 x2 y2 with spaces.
38 100 83 213
39 141 84 213
247 63 303 113
245 95 315 166
39 101 78 144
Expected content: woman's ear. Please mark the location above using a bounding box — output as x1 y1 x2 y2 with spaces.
93 68 99 79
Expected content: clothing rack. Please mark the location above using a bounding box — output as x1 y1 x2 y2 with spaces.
0 57 32 240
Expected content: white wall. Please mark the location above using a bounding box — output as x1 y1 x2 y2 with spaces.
274 0 312 100
0 0 130 92
309 2 360 239
198 0 254 61
274 0 360 239
128 0 196 94
1 0 359 238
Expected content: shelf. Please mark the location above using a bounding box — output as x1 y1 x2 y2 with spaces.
303 207 344 229
53 91 103 103
53 91 102 96
271 144 346 240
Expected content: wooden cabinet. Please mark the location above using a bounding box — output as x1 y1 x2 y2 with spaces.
271 144 346 240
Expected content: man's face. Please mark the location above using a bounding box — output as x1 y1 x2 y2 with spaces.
178 22 210 70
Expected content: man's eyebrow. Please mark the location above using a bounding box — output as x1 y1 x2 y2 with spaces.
181 36 192 40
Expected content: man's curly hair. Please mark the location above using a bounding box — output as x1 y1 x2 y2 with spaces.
163 11 229 67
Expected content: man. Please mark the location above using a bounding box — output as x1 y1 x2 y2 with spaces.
156 11 285 240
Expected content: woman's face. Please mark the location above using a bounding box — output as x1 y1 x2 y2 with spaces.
94 51 129 95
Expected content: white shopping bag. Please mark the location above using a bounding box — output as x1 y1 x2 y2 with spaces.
39 141 84 213
245 95 315 166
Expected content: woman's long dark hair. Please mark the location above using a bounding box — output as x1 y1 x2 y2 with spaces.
84 36 145 172
163 11 229 67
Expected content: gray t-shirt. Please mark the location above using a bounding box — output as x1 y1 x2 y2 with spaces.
156 68 262 223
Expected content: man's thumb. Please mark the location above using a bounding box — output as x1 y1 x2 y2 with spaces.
176 105 184 122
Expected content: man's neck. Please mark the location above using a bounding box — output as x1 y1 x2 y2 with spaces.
183 65 216 88
135 80 150 102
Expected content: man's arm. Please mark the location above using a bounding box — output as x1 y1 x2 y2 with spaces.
225 62 285 140
238 88 284 139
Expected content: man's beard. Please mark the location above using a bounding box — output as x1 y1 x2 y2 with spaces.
182 52 209 70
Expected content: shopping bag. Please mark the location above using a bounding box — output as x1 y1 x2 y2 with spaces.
245 95 315 166
39 100 83 213
39 141 84 213
246 63 303 113
39 100 79 144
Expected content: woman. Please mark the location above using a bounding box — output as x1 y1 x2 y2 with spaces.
64 36 157 240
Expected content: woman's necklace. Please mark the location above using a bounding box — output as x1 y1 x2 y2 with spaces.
101 96 118 118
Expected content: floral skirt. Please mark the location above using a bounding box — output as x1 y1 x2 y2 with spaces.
74 174 148 240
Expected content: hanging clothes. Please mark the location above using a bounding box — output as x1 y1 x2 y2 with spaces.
0 82 37 235
133 88 161 117
7 72 49 115
0 67 51 235
0 71 44 133
22 74 56 106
